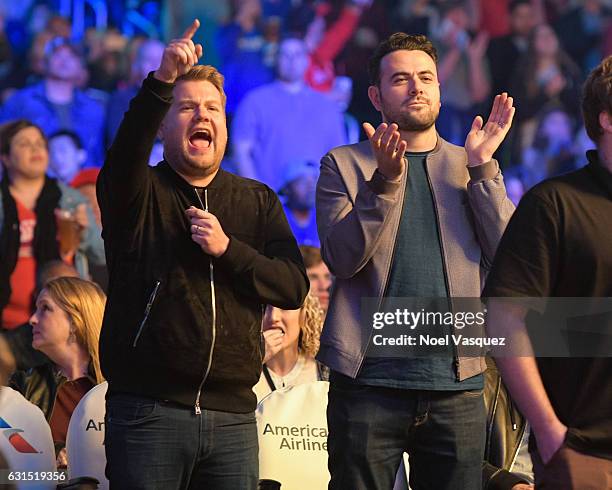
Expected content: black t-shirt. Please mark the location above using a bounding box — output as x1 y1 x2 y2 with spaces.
484 151 612 459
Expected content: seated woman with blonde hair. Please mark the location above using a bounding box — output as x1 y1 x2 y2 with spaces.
10 276 106 465
254 292 328 402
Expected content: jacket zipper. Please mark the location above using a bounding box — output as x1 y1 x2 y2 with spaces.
423 159 459 379
132 280 161 347
356 165 409 375
193 188 217 415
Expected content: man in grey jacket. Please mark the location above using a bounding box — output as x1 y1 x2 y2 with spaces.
316 33 515 489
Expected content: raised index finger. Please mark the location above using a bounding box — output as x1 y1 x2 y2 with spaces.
182 19 200 40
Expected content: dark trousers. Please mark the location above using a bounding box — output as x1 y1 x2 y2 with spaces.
327 380 485 490
532 444 612 490
104 393 258 490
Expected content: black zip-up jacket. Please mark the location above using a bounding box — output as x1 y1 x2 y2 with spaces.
96 74 309 413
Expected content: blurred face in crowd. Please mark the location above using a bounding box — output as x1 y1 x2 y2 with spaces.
329 76 353 113
541 110 573 145
369 49 441 132
534 24 559 57
136 40 165 81
48 134 86 183
263 305 301 353
237 0 262 21
3 126 48 181
47 45 82 82
277 38 309 83
306 261 331 312
510 3 536 38
30 289 71 357
160 80 228 182
286 173 317 211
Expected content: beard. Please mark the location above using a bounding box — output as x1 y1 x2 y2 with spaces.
380 95 439 132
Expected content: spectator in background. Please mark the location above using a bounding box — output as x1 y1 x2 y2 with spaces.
341 0 391 130
553 0 611 75
47 130 87 185
70 168 101 228
434 1 491 145
105 38 165 146
487 0 538 96
300 245 332 314
328 75 360 144
0 37 106 168
232 36 346 190
510 24 582 159
216 0 275 117
1 260 78 373
520 106 577 189
254 292 327 401
392 0 440 38
301 0 371 93
69 168 107 291
10 277 105 467
279 160 319 247
25 15 72 85
86 28 128 93
0 120 105 330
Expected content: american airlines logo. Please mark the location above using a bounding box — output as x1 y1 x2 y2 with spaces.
0 417 40 453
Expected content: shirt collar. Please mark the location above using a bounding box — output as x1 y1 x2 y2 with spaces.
586 150 612 199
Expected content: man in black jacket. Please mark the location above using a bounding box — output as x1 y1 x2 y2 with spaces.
97 19 309 490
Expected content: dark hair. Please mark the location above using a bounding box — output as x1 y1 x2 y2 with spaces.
582 55 612 144
0 120 47 156
509 0 532 14
48 129 83 149
368 33 438 86
299 245 323 269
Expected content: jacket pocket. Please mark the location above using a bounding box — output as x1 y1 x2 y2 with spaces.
132 280 161 347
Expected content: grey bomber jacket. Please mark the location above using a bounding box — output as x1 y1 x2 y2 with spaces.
315 136 515 381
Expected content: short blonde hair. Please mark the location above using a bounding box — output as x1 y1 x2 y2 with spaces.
176 65 227 108
299 292 324 358
44 277 106 384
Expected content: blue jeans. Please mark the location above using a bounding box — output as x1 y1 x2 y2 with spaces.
104 393 258 490
327 377 485 490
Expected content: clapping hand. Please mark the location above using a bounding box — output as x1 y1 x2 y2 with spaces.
363 122 408 181
465 93 515 166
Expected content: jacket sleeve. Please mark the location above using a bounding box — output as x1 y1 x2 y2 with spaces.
316 152 402 279
97 73 173 230
466 160 515 268
215 187 309 309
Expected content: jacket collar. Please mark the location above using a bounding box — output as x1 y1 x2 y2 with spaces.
586 150 612 200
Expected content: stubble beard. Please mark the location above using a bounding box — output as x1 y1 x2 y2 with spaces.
381 98 439 133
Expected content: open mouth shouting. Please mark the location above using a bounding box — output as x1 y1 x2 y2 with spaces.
188 128 213 152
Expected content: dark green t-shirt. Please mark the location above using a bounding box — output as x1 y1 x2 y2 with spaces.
357 151 483 390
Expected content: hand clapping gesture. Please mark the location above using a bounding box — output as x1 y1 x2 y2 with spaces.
154 19 204 84
363 122 408 181
465 92 515 166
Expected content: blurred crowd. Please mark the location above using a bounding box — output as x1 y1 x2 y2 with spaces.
0 0 610 482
